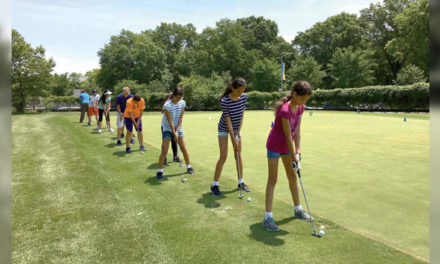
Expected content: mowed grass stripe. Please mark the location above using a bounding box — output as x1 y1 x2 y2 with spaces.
13 114 175 263
12 113 426 263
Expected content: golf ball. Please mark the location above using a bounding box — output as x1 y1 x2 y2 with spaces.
319 230 325 235
247 197 251 202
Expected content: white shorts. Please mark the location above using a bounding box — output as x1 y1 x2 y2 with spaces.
116 112 125 129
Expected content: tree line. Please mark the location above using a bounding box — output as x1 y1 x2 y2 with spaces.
11 0 429 112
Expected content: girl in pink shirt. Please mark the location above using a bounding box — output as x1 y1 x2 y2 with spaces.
263 81 313 232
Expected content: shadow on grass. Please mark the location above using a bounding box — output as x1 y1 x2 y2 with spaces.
146 162 172 170
147 163 159 170
248 222 289 246
105 143 117 148
112 151 127 157
196 189 237 208
196 192 223 208
144 176 166 185
145 172 188 186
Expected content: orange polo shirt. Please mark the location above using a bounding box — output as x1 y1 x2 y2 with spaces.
124 98 145 118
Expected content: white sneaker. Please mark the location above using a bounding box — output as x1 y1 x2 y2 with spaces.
98 129 102 134
108 128 114 133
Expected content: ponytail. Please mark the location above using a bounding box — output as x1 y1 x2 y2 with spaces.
161 93 172 110
219 77 247 102
273 80 312 113
219 83 233 101
100 92 106 105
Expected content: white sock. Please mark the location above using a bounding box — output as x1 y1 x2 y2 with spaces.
158 169 163 173
294 205 302 212
187 164 191 169
264 212 273 220
238 178 243 184
212 181 219 186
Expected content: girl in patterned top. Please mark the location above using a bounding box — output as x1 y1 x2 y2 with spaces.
156 87 194 180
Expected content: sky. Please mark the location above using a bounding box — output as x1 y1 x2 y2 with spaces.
12 0 380 74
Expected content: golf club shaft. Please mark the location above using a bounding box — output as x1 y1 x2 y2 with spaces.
236 150 242 197
297 170 317 234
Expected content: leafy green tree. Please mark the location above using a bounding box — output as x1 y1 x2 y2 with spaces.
359 0 413 83
178 71 231 110
98 30 137 90
286 55 326 89
147 80 169 93
50 73 71 96
130 32 168 85
83 68 100 92
11 29 55 112
395 64 427 84
385 0 429 77
328 46 376 88
249 58 280 92
97 30 167 90
293 13 366 68
149 23 198 87
113 79 148 98
68 72 84 92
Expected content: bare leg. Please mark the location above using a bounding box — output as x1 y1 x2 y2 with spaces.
159 139 170 169
265 158 279 213
177 137 190 165
281 155 301 206
213 137 228 182
126 131 133 148
138 131 143 146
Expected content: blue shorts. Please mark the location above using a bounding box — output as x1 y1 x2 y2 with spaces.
162 130 184 139
267 149 290 159
125 118 142 132
218 131 240 138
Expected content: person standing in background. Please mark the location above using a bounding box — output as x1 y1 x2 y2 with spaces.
79 89 90 124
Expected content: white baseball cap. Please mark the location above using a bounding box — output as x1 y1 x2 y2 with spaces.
104 90 112 95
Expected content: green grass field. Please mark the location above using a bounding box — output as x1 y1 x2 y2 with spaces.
12 110 429 263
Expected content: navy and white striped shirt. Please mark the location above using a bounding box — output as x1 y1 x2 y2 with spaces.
218 93 247 132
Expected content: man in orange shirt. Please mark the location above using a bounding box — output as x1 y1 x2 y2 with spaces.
124 94 146 153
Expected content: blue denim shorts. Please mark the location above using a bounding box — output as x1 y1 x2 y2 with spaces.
218 131 240 138
162 130 184 139
267 149 290 159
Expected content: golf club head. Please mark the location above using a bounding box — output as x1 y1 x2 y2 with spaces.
312 231 323 238
181 178 187 183
238 193 243 198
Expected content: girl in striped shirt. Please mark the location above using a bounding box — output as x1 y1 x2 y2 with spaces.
210 78 248 197
156 87 194 180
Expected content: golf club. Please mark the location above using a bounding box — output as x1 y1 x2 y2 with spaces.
297 170 323 238
235 134 243 198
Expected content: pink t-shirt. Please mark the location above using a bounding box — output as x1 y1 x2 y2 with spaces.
266 102 305 154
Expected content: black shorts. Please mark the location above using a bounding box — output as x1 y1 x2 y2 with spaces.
98 109 110 122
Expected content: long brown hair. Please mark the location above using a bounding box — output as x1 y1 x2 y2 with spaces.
273 80 312 113
219 77 247 102
161 87 184 110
